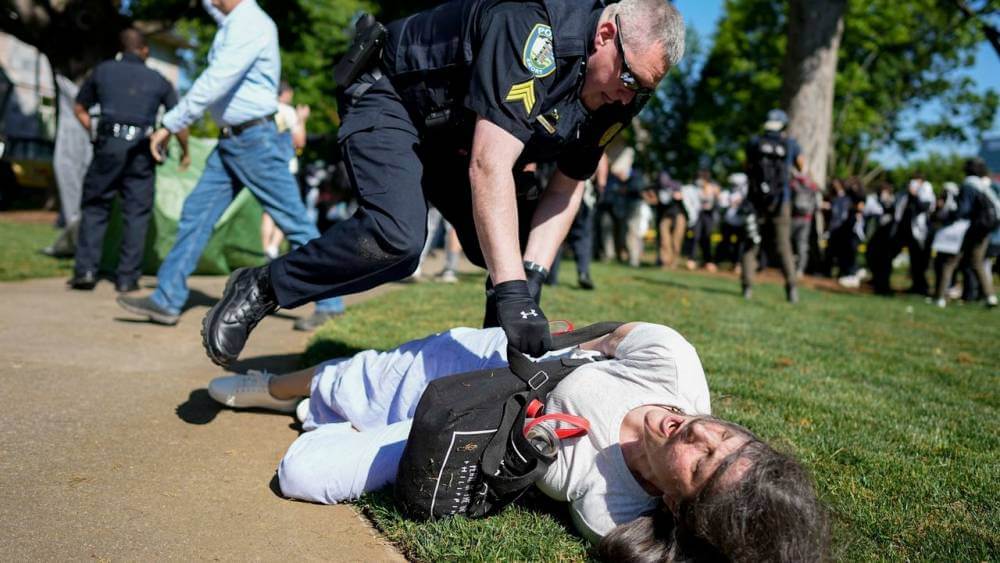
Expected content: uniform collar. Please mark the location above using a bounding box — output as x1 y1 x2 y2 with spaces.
120 52 145 65
542 0 603 58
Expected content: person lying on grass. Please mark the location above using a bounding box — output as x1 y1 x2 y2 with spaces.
209 322 828 561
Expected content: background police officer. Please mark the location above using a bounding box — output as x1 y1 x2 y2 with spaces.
69 28 189 292
741 109 805 303
201 0 685 367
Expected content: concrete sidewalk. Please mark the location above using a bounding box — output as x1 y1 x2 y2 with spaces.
0 274 407 561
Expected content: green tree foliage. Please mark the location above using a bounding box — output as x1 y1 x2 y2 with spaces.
884 151 969 189
832 0 997 179
655 0 998 184
132 0 441 142
667 0 787 181
637 26 705 179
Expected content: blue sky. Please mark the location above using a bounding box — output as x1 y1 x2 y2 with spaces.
672 0 1000 165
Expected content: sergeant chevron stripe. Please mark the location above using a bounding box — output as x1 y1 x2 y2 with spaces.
505 80 536 116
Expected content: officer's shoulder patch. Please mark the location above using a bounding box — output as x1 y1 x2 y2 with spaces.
506 79 537 116
599 122 625 147
522 24 555 78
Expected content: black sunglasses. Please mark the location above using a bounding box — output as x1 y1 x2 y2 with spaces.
614 15 655 97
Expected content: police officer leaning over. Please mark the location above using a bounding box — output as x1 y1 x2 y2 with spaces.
69 28 190 292
201 0 686 366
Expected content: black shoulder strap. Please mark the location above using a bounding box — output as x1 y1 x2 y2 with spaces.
506 321 624 389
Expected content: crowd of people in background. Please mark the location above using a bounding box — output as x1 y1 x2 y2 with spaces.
285 119 1000 311
554 111 1000 308
67 25 999 314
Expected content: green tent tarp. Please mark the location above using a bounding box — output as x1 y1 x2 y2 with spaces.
100 137 268 275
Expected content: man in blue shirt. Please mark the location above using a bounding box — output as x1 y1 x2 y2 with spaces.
116 0 344 328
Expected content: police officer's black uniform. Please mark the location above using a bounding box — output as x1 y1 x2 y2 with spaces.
271 0 642 304
72 52 177 290
200 0 650 367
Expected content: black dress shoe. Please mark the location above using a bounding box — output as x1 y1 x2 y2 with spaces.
201 266 278 368
68 271 98 290
115 279 140 293
578 272 595 290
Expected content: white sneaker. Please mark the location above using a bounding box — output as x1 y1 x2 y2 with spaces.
934 298 947 309
837 275 860 289
436 269 458 283
208 370 298 412
987 295 998 308
296 398 311 424
947 286 962 300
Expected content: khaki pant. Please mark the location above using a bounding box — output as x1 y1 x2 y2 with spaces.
659 213 687 267
935 230 995 301
741 203 796 290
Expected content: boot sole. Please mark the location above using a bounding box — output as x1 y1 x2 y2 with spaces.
117 298 179 326
201 268 243 368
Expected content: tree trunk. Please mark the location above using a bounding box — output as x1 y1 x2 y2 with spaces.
781 0 846 188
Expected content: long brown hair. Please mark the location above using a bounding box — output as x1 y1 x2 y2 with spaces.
599 420 828 562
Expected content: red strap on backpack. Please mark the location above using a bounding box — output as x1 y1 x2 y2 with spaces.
524 412 590 440
549 320 574 336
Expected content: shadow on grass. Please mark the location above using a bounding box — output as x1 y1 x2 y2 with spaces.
632 273 741 297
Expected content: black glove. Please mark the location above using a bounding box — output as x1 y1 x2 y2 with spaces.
494 280 551 357
483 262 549 328
524 262 547 304
483 278 499 328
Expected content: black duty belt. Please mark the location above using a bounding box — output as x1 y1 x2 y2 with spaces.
97 122 153 141
219 115 275 138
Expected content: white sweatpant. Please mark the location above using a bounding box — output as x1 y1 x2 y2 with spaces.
277 327 510 503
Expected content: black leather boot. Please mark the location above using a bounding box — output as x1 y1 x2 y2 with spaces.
201 266 278 367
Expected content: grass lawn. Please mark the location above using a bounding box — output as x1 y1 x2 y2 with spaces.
305 262 998 561
0 219 73 281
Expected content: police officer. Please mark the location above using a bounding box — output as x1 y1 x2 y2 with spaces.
68 28 189 292
202 0 686 367
741 109 805 303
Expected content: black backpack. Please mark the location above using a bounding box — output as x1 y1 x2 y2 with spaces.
748 135 790 215
394 322 624 521
970 182 1000 233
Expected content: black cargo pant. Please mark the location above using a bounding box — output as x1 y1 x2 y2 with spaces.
74 135 155 283
269 73 536 309
740 202 796 290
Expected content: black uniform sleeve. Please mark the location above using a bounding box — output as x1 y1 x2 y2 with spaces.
464 4 554 144
161 77 179 112
75 70 99 108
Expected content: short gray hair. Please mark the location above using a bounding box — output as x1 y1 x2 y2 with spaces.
610 0 686 70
